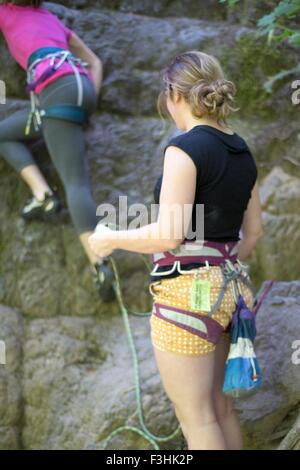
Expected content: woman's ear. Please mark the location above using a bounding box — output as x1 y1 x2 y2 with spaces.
173 89 182 104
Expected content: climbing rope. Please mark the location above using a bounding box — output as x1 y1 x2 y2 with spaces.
95 253 181 451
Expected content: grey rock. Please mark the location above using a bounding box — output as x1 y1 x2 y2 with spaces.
47 0 227 20
0 305 23 450
235 281 300 449
22 315 181 449
255 168 300 282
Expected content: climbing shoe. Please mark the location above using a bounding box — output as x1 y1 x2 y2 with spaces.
93 258 116 302
21 192 61 220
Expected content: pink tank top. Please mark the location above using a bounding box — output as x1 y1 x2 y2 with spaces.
0 4 91 94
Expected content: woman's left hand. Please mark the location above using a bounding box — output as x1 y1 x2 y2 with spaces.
88 224 116 258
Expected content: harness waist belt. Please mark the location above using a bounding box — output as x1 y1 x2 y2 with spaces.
27 46 65 68
151 240 239 270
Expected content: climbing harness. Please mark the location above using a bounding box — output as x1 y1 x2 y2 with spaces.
88 232 273 450
150 240 256 325
150 258 257 348
150 240 268 392
25 46 89 135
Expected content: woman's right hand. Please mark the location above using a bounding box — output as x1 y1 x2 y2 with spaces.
89 60 103 97
68 31 103 96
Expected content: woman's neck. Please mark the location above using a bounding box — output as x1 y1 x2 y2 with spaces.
184 115 233 134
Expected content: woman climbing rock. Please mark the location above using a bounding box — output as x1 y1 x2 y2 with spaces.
88 51 264 449
0 0 115 302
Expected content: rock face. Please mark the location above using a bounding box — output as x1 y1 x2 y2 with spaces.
236 281 300 450
0 0 299 450
22 314 180 450
257 168 300 284
0 306 23 450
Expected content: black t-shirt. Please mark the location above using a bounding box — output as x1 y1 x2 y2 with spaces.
150 124 258 283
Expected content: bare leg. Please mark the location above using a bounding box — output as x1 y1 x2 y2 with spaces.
212 334 244 450
152 346 227 450
20 164 53 201
0 108 52 200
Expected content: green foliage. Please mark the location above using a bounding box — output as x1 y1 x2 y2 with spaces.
219 0 241 5
256 0 300 46
221 0 300 91
263 63 300 92
221 34 294 117
222 0 300 45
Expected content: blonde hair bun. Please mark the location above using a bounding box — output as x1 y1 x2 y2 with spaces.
190 78 237 118
158 51 239 124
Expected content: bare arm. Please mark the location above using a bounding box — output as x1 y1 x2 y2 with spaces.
68 31 103 96
237 181 264 260
90 146 197 255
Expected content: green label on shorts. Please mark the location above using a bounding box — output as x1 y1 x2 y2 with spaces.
190 279 211 311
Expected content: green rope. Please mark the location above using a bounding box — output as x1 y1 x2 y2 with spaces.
96 253 181 451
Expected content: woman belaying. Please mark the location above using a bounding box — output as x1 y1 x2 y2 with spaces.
0 0 115 301
88 51 263 449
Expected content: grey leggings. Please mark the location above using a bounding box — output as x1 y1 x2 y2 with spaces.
0 73 98 234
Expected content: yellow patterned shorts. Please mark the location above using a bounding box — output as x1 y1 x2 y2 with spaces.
148 265 255 356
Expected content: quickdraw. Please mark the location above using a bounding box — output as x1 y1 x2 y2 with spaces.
203 258 256 316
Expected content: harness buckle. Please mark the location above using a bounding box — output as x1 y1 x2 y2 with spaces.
177 260 210 275
149 260 179 276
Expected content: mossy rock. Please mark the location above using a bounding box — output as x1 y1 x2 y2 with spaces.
222 34 295 120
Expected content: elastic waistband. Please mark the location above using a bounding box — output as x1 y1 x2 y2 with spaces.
151 240 239 268
27 47 66 68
